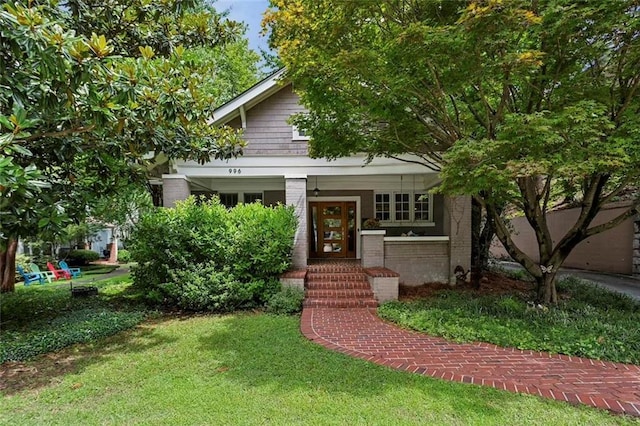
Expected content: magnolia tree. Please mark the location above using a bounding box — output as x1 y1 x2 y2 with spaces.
265 0 640 303
0 0 257 292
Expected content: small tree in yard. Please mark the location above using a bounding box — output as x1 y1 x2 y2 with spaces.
0 1 259 292
265 0 640 303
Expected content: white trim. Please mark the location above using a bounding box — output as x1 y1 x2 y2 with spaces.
292 125 310 141
308 196 361 259
174 154 439 178
284 174 308 179
239 105 247 129
162 174 189 180
361 230 386 235
211 68 287 126
384 236 449 242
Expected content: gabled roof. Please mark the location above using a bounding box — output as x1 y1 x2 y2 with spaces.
211 68 287 126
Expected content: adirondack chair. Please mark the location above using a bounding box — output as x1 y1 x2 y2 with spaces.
29 263 54 283
16 265 45 285
47 261 70 280
59 260 82 278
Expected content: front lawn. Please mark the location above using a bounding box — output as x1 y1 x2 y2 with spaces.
1 314 635 425
378 275 640 364
0 274 148 363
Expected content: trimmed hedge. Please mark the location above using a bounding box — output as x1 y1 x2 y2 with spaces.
66 249 100 266
128 197 297 312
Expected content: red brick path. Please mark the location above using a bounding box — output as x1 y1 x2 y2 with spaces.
301 307 640 416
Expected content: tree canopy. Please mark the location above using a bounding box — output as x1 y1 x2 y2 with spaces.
265 0 640 303
0 0 260 292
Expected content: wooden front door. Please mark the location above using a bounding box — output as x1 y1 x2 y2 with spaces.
309 202 357 258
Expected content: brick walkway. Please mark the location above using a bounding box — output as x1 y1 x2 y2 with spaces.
301 307 640 417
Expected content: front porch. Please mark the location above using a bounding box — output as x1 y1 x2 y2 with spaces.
280 259 400 306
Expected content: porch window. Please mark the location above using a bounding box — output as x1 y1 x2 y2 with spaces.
375 192 432 223
414 193 430 221
243 193 263 204
219 193 238 208
394 193 410 221
374 193 390 220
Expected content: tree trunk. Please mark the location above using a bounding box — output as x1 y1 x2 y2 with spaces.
471 198 498 288
0 238 19 293
535 272 558 305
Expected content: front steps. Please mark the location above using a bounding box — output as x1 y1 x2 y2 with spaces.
304 264 378 308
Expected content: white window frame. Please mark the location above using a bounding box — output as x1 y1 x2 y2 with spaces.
374 191 434 226
292 125 310 141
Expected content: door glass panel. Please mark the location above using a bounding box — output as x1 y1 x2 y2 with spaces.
323 206 341 215
311 205 318 253
348 204 355 252
324 218 341 228
331 243 342 253
323 231 342 240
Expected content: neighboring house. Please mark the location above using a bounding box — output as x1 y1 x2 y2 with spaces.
161 69 471 286
491 201 640 277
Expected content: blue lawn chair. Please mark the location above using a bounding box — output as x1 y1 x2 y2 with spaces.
59 260 82 278
16 265 45 285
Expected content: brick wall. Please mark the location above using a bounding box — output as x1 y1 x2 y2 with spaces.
361 231 385 267
285 178 308 269
384 241 449 285
162 175 190 207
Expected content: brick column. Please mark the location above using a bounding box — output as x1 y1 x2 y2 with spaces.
444 195 472 285
634 216 640 277
361 230 386 267
162 174 190 207
285 176 308 269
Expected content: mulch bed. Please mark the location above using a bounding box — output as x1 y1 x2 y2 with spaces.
399 271 536 301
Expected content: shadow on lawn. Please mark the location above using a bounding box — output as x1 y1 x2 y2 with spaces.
195 313 512 417
0 316 177 396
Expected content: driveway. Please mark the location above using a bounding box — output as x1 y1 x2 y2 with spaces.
498 261 640 301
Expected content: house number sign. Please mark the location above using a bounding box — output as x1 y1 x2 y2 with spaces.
228 168 242 174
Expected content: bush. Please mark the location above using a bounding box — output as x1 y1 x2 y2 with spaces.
128 197 297 312
117 249 131 263
266 286 305 315
66 249 100 266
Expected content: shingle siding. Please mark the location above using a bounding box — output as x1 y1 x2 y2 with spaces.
241 85 308 156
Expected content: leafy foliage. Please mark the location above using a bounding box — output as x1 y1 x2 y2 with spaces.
0 0 260 292
266 286 305 315
0 274 147 363
117 249 131 263
378 276 640 364
128 197 297 312
65 249 100 266
265 0 640 303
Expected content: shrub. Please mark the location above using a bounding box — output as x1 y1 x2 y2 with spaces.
117 249 131 263
128 197 297 312
266 286 305 315
66 249 100 266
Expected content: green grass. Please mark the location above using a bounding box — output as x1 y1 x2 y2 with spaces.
379 275 640 364
0 274 148 363
1 313 636 425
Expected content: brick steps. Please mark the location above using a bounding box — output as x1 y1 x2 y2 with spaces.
304 263 378 308
306 281 371 290
303 298 378 308
306 289 375 299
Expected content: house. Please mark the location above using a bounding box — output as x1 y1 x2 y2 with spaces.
161 69 472 299
491 201 640 277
